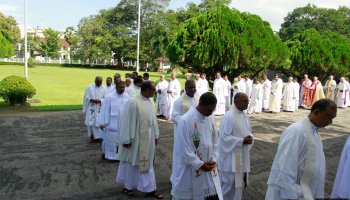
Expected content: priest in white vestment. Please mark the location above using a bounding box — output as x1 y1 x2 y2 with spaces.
155 75 169 118
171 80 199 184
201 73 210 93
262 74 271 110
224 75 232 111
124 78 132 94
105 77 115 94
248 80 263 114
336 77 350 108
126 76 143 98
195 73 205 96
213 72 228 115
171 92 223 200
218 92 253 200
282 77 296 112
245 76 253 98
167 72 181 120
266 99 337 200
113 73 121 86
269 74 284 113
99 81 130 161
325 75 337 101
300 74 312 107
331 136 350 199
116 81 164 199
83 76 107 141
293 78 300 111
233 76 246 97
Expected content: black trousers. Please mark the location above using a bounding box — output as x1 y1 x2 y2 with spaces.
205 195 219 200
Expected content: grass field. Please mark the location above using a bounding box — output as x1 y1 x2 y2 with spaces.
0 64 187 111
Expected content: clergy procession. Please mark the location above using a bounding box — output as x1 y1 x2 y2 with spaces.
82 71 350 200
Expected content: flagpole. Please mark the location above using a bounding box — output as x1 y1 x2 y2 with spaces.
24 0 28 79
136 0 141 73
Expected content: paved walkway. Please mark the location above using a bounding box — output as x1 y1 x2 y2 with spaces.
0 108 349 199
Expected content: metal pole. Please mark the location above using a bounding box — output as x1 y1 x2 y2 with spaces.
24 0 28 79
136 0 141 73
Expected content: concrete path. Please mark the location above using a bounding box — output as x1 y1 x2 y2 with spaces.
0 108 348 199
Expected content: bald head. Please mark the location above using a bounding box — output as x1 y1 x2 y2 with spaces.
234 92 249 111
95 76 102 87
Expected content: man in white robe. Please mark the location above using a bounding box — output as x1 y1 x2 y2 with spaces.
336 77 350 108
325 75 337 101
245 76 253 98
83 76 107 141
99 81 130 161
293 78 300 111
262 74 271 110
218 92 253 200
155 75 169 118
171 80 199 184
126 76 143 98
171 92 222 200
300 74 312 107
233 76 246 97
112 73 122 87
266 99 337 200
224 75 232 111
307 77 325 108
269 73 284 114
282 77 296 112
105 77 115 94
116 81 164 199
331 136 350 199
201 73 210 93
195 73 205 96
125 78 131 94
248 80 263 114
167 72 181 120
213 72 227 115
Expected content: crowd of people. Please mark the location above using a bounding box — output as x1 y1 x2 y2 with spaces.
81 71 349 200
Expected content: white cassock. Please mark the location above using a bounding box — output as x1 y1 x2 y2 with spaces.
293 82 300 111
116 94 160 192
269 79 283 113
83 84 107 139
195 79 205 96
125 85 141 98
248 83 263 114
213 77 227 115
245 78 253 98
99 91 130 160
201 78 210 93
167 78 181 118
336 82 350 108
170 93 199 184
218 105 253 200
171 107 222 200
224 80 232 111
156 80 169 117
282 82 296 112
331 136 350 199
233 80 246 97
266 117 325 200
106 85 115 94
262 79 271 109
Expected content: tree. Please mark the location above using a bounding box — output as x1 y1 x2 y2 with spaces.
167 6 290 81
283 28 350 80
42 28 61 58
279 4 350 41
198 0 232 10
0 32 13 57
0 12 21 56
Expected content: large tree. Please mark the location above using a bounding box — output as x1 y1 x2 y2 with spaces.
0 12 21 56
0 32 13 57
167 6 289 80
279 4 350 41
42 28 61 58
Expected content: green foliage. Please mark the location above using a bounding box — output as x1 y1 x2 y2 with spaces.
0 12 21 47
279 4 350 41
0 32 14 57
167 6 289 80
0 75 36 105
42 28 61 59
28 57 36 68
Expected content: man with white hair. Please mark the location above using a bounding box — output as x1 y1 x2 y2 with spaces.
269 73 284 114
336 77 350 108
282 77 296 112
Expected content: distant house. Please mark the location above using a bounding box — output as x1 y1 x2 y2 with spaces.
156 57 171 72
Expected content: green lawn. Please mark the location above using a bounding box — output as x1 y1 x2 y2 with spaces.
0 64 186 111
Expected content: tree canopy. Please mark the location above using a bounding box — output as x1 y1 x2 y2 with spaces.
0 12 21 56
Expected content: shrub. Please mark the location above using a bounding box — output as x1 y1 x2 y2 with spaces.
0 75 36 105
28 57 37 68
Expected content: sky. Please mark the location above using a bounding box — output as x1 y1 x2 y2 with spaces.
0 0 349 33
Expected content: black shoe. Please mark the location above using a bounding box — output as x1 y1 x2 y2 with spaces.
101 153 106 160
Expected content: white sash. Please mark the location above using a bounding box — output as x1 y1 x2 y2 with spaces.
300 119 316 200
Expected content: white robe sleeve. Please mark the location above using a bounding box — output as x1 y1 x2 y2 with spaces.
171 99 182 125
82 86 90 113
178 118 204 170
219 114 244 153
267 125 307 199
98 96 109 126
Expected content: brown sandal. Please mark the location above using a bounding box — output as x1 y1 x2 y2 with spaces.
122 188 135 196
145 190 164 199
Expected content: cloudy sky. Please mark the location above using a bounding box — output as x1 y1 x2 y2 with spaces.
0 0 349 32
